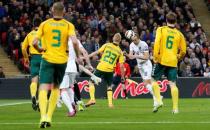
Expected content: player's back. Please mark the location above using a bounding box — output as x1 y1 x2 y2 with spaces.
156 26 185 67
97 43 124 72
38 18 74 64
22 30 41 55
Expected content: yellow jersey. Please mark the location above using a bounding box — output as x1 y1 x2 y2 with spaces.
22 30 42 56
36 18 76 64
97 43 124 72
154 26 186 67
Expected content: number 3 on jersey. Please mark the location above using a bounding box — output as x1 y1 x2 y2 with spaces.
52 29 61 47
103 50 117 64
166 36 174 49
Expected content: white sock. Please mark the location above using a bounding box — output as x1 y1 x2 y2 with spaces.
61 89 74 113
67 87 75 105
146 84 157 106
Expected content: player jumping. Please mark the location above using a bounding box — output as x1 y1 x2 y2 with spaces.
126 33 162 111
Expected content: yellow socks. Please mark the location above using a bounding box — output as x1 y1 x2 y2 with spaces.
152 82 162 104
47 87 59 122
171 86 179 110
107 89 113 106
89 82 95 101
30 82 38 97
38 89 47 122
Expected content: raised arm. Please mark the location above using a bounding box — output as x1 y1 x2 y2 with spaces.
89 44 106 58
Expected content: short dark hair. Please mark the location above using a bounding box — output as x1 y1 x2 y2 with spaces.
33 18 42 27
166 12 177 24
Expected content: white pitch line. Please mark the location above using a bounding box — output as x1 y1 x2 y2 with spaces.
0 102 30 107
0 121 210 125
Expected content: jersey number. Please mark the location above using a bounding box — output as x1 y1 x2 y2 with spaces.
103 50 117 64
166 36 174 49
52 29 61 47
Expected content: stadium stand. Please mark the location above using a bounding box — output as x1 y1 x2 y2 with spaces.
204 0 210 10
0 0 209 77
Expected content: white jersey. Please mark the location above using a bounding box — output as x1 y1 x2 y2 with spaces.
65 39 83 73
129 40 152 80
129 40 150 65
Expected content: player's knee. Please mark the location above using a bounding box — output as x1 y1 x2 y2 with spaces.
144 79 151 85
107 86 112 91
110 84 115 88
31 76 39 82
89 80 94 85
39 84 49 90
169 81 176 88
60 88 67 92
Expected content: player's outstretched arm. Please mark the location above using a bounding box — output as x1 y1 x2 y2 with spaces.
78 65 94 77
88 51 99 58
89 43 107 58
79 47 93 69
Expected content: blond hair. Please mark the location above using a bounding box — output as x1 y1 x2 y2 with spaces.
52 2 65 15
113 33 122 44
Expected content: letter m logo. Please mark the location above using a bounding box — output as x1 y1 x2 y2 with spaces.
192 82 210 97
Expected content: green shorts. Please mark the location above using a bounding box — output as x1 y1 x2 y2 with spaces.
152 63 177 82
39 59 67 86
94 69 113 86
30 54 42 78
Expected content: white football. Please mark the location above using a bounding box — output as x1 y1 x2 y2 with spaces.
125 30 135 39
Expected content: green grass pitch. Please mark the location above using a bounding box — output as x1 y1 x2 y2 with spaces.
0 99 210 130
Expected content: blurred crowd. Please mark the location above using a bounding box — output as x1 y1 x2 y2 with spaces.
204 0 210 11
0 0 210 77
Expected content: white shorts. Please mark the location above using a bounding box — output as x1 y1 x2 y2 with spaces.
138 60 152 80
59 72 77 89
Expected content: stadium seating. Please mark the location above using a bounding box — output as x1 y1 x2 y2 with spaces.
0 0 209 77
